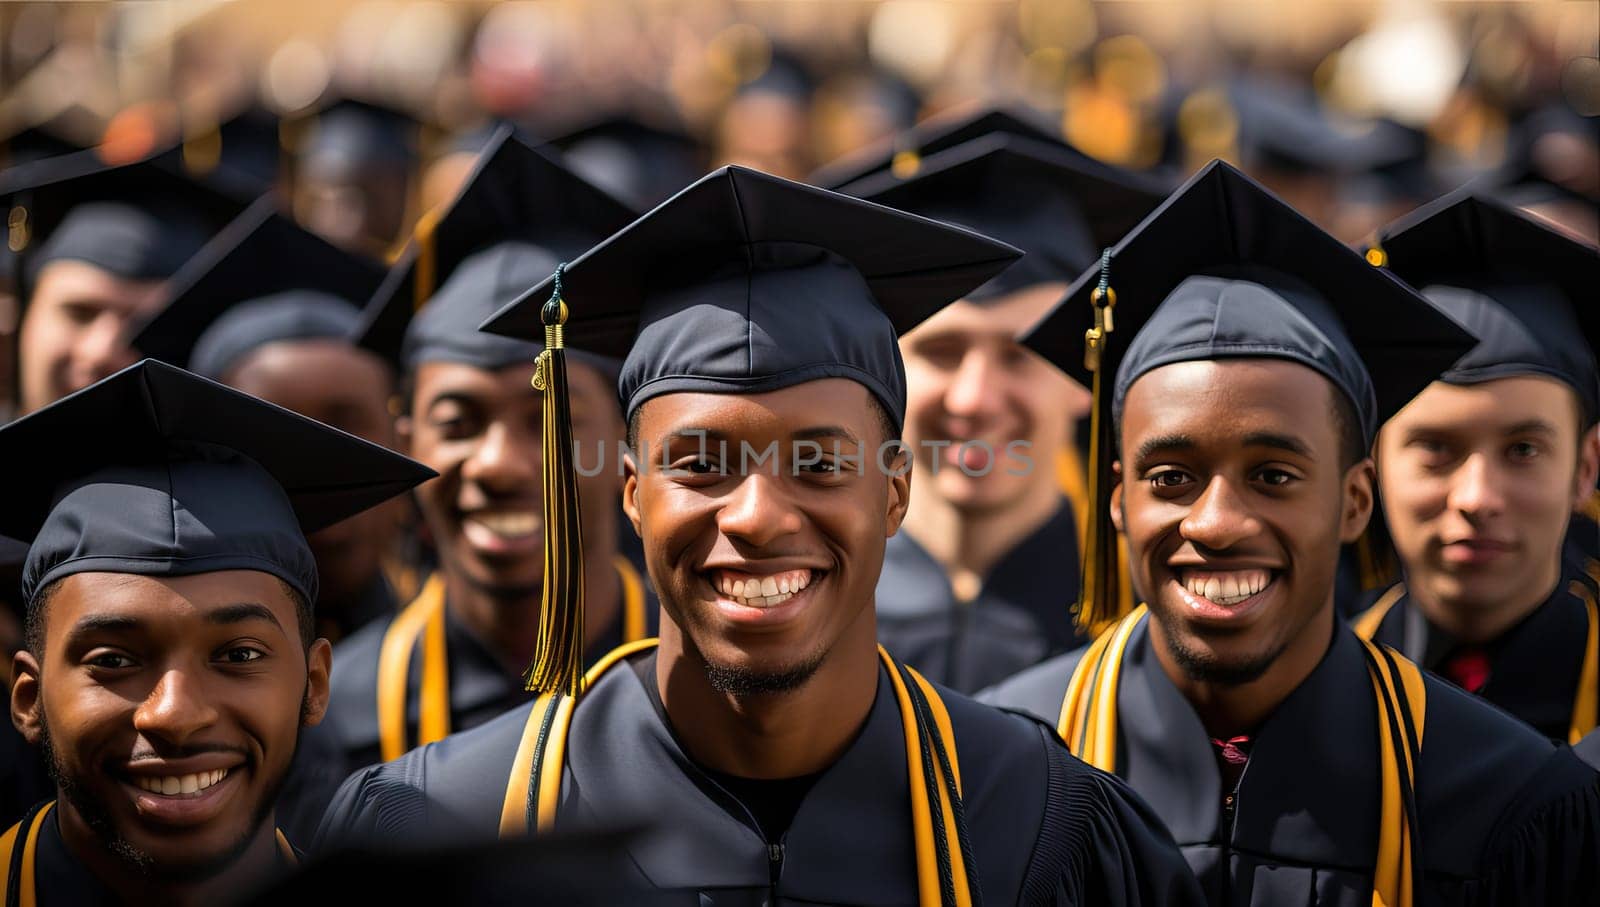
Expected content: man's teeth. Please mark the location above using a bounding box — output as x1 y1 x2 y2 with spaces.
134 768 229 796
714 569 813 607
467 512 541 538
1183 569 1272 605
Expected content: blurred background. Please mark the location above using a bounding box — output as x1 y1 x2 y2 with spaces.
1 0 1596 337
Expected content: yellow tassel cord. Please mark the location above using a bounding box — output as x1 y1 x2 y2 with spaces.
1076 250 1124 635
524 265 587 697
1567 576 1598 744
410 204 443 309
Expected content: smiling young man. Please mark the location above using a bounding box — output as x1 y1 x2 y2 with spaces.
1351 194 1600 745
841 132 1164 691
0 360 430 907
0 152 248 417
315 166 1203 906
317 127 651 771
983 161 1600 905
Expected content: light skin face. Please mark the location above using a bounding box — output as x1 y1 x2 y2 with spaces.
900 282 1087 516
224 340 402 623
623 379 909 778
1376 376 1600 642
10 571 330 899
1112 360 1373 734
399 359 624 666
18 260 169 415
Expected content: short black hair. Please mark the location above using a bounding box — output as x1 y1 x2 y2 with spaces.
624 391 902 452
25 575 316 655
1329 382 1367 470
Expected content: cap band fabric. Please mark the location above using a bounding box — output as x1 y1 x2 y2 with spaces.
25 202 210 289
190 292 363 380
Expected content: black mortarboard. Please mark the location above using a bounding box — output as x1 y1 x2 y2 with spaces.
294 97 419 173
0 360 433 606
355 125 637 374
808 103 1069 190
1229 79 1425 181
482 165 1023 428
1022 160 1475 632
128 198 385 378
0 150 251 303
546 114 706 208
1372 191 1600 424
479 165 1019 696
841 133 1168 301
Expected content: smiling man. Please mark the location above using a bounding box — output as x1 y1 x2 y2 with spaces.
983 161 1600 905
0 360 430 907
315 166 1203 906
1352 194 1600 745
0 152 248 416
842 132 1164 691
317 127 649 772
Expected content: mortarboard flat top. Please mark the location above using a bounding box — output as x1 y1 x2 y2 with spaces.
1229 80 1426 180
1022 159 1476 446
292 97 420 171
1375 191 1600 422
808 103 1073 190
128 197 385 377
840 133 1168 301
0 360 433 605
481 165 1022 428
355 125 638 374
0 150 251 300
546 112 707 208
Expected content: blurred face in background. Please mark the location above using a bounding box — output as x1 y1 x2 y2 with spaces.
900 283 1088 516
18 260 168 415
714 90 813 180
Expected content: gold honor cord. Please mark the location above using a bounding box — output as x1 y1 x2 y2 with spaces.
409 203 445 311
377 560 648 763
525 264 587 697
1356 579 1598 745
1076 252 1124 636
1058 610 1426 907
498 642 977 907
1 803 297 907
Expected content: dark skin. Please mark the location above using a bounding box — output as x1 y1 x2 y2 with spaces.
400 359 624 674
10 571 331 907
623 379 910 780
1111 360 1374 737
224 339 404 635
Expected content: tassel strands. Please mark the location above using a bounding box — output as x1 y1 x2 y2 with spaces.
523 263 587 696
1076 249 1123 635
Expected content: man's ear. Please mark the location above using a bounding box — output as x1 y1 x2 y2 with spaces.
393 409 413 458
1572 425 1600 512
885 446 912 537
300 638 333 727
1109 461 1125 534
11 649 44 746
1340 457 1377 543
621 451 643 538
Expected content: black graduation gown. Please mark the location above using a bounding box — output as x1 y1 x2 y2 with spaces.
876 500 1085 693
1359 562 1597 743
315 650 1205 906
982 619 1600 905
1578 728 1600 771
321 592 655 773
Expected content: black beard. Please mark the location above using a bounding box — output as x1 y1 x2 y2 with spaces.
702 651 826 696
37 692 304 884
1153 615 1285 687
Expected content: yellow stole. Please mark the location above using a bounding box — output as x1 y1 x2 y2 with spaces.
498 642 978 907
376 556 648 762
0 802 296 907
1058 606 1427 907
1354 577 1599 745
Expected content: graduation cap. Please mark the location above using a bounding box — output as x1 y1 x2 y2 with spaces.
0 150 251 304
807 103 1069 190
292 97 420 174
126 197 386 379
546 113 706 208
1021 160 1476 631
1371 191 1600 424
354 124 638 375
480 165 1020 695
841 133 1168 301
0 359 434 606
1229 79 1424 179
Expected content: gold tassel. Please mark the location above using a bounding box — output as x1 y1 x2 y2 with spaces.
1075 250 1124 635
410 205 443 307
524 264 587 696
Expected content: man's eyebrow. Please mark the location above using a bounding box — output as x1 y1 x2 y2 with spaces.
660 428 730 445
67 615 142 637
207 602 285 631
1135 434 1196 464
1506 419 1560 437
1241 431 1315 459
793 425 861 444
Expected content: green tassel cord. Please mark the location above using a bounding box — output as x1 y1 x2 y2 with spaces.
1075 250 1124 636
524 264 587 697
